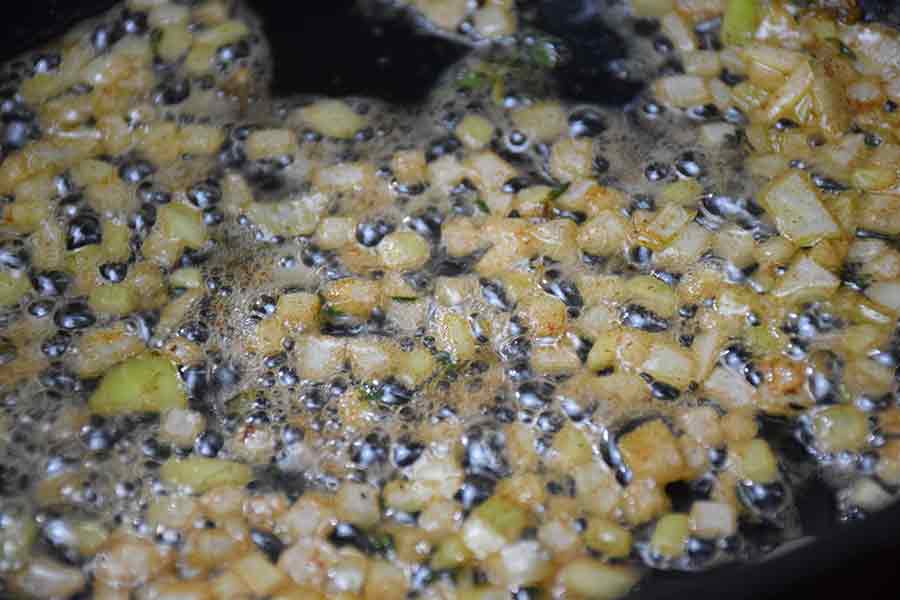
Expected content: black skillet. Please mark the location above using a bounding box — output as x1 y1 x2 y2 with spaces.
2 1 900 598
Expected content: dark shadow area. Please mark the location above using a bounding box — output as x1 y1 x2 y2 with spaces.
630 501 900 600
536 0 644 105
860 0 900 27
0 0 119 63
0 0 469 105
250 0 467 103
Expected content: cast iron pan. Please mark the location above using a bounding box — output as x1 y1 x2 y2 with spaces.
2 1 900 598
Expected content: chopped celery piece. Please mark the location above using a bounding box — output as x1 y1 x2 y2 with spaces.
723 0 759 47
88 353 187 415
650 513 690 558
159 203 207 249
0 511 36 571
810 405 869 453
735 439 779 483
585 519 632 558
432 535 471 570
473 496 527 540
88 284 137 316
557 558 640 599
763 172 839 246
0 270 30 306
160 457 253 492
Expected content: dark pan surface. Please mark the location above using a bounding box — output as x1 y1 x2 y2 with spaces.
2 1 900 598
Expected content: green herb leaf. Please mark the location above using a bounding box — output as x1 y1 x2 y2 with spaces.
458 69 488 90
322 304 344 319
728 127 748 148
547 182 571 203
528 41 559 68
434 352 458 379
358 382 381 403
368 531 395 556
827 37 856 60
840 263 871 290
149 28 164 52
475 197 491 214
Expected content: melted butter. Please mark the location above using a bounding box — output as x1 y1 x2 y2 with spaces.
0 0 895 593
